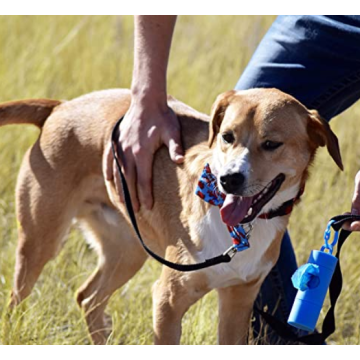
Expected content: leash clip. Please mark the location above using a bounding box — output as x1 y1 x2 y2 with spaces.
243 222 254 240
321 220 339 255
223 245 239 259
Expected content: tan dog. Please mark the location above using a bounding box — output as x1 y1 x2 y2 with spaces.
1 88 342 344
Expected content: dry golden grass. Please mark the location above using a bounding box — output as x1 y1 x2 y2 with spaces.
0 15 360 344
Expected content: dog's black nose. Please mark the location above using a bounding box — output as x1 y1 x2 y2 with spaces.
220 173 245 194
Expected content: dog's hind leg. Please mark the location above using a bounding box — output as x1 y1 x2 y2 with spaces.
10 149 76 307
75 209 147 345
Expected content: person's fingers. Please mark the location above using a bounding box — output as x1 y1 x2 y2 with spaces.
105 142 114 181
349 221 360 231
348 171 360 230
116 146 140 212
133 148 154 210
168 138 185 163
113 158 124 204
343 219 360 231
162 126 184 164
342 211 352 231
342 171 360 231
351 170 360 215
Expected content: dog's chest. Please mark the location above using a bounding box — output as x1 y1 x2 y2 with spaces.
195 207 283 289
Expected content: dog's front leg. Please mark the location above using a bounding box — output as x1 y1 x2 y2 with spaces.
152 266 210 345
217 279 262 345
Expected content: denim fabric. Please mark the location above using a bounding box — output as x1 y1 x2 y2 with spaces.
235 15 360 344
237 15 360 119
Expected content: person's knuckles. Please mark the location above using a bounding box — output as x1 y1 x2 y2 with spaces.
132 144 146 159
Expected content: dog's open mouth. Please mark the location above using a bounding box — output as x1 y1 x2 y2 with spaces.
220 174 285 226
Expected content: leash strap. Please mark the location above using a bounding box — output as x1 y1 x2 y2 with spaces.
111 116 233 272
254 214 360 344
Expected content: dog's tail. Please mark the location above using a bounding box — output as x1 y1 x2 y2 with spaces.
0 99 61 129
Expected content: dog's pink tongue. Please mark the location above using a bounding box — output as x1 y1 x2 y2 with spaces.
220 194 253 226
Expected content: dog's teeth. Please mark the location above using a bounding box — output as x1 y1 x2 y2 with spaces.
247 207 253 216
263 188 269 194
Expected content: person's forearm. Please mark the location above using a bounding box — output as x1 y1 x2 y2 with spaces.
132 15 177 107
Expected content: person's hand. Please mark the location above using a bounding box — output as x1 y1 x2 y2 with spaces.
105 97 184 212
342 170 360 231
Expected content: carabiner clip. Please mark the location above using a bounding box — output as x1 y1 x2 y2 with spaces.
320 219 339 254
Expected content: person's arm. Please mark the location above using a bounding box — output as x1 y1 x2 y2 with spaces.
105 15 183 212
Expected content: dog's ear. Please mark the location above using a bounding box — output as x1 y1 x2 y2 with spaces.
208 90 236 147
307 109 343 171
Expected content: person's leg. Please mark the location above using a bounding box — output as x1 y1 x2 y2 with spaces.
235 15 360 344
237 15 360 120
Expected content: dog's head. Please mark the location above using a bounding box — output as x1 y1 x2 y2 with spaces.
208 88 343 226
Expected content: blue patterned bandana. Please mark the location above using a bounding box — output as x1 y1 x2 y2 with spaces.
195 163 250 251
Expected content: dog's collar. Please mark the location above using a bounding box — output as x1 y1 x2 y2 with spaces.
258 185 305 220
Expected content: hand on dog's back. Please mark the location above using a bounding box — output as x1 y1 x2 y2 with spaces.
105 98 184 212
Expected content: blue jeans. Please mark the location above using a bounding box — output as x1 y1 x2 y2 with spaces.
235 15 360 344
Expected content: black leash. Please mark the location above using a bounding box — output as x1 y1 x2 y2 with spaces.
111 116 235 272
254 214 360 344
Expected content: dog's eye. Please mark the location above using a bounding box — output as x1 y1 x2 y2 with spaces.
222 132 235 144
262 140 283 151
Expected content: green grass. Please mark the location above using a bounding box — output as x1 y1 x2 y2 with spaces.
0 15 360 345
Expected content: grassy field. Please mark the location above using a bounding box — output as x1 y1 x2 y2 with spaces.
0 15 360 345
